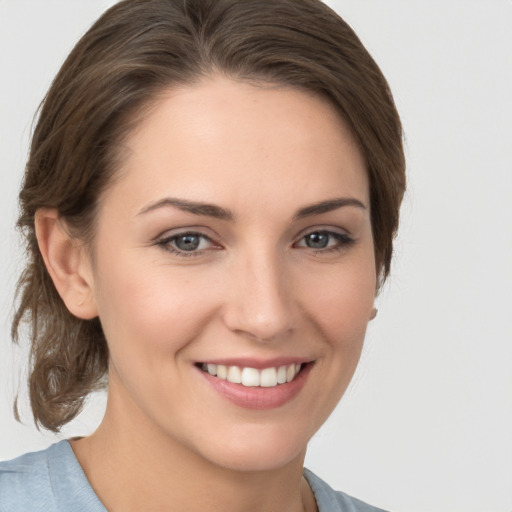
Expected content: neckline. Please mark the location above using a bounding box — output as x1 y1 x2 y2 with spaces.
56 440 325 512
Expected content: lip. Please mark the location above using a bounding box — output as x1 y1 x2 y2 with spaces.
196 360 314 410
198 357 312 369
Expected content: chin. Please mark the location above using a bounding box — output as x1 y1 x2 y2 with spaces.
200 443 306 473
186 424 311 473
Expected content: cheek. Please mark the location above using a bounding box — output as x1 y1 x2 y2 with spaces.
298 254 376 345
92 254 221 362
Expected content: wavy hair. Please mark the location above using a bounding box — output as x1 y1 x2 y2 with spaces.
12 0 406 431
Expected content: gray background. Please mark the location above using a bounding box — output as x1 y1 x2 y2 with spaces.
1 1 511 511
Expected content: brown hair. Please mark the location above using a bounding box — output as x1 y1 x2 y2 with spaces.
13 0 406 432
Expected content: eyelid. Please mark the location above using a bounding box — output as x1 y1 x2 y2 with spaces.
293 225 352 242
152 224 214 239
154 228 222 257
293 227 355 251
152 225 354 257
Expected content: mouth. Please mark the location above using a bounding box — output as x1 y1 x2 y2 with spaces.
197 362 304 388
195 360 313 409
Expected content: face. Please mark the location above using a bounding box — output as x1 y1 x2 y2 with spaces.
85 76 376 471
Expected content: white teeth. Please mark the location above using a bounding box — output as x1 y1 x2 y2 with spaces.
217 364 227 380
260 367 277 387
201 363 303 387
277 365 287 384
227 366 242 384
241 367 260 387
286 364 296 383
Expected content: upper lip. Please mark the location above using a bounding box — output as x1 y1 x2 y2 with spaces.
196 357 313 369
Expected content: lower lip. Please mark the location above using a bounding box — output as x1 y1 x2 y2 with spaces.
197 363 313 410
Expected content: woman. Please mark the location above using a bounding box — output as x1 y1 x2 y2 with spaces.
0 0 405 511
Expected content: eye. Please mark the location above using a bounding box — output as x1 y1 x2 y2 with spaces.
156 232 217 256
295 230 354 251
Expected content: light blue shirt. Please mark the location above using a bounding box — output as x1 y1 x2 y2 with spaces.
0 441 387 511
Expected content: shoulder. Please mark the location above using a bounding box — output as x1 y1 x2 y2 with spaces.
0 440 105 512
0 442 59 512
304 468 388 512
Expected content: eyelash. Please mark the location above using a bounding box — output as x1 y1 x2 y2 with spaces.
156 232 218 258
155 230 355 258
294 231 356 254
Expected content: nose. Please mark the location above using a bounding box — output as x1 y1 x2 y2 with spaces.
221 249 296 342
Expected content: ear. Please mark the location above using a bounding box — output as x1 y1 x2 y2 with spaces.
35 208 98 320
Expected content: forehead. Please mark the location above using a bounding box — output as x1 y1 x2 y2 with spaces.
103 76 369 216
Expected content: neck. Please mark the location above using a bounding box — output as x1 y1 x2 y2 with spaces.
71 389 316 512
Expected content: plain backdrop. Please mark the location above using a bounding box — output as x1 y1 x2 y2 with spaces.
1 1 511 511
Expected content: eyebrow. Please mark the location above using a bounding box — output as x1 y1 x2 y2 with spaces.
138 197 234 220
293 197 367 220
138 196 366 221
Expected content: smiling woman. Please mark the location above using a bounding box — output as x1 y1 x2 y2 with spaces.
0 1 405 511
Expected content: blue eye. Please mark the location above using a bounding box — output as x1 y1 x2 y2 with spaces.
174 234 202 251
304 232 330 249
157 232 215 256
296 230 354 251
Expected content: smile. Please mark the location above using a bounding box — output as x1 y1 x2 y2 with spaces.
200 363 302 388
197 360 313 409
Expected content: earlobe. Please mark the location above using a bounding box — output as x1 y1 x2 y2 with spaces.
35 208 98 320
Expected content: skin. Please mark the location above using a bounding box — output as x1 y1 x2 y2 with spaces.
37 76 376 512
